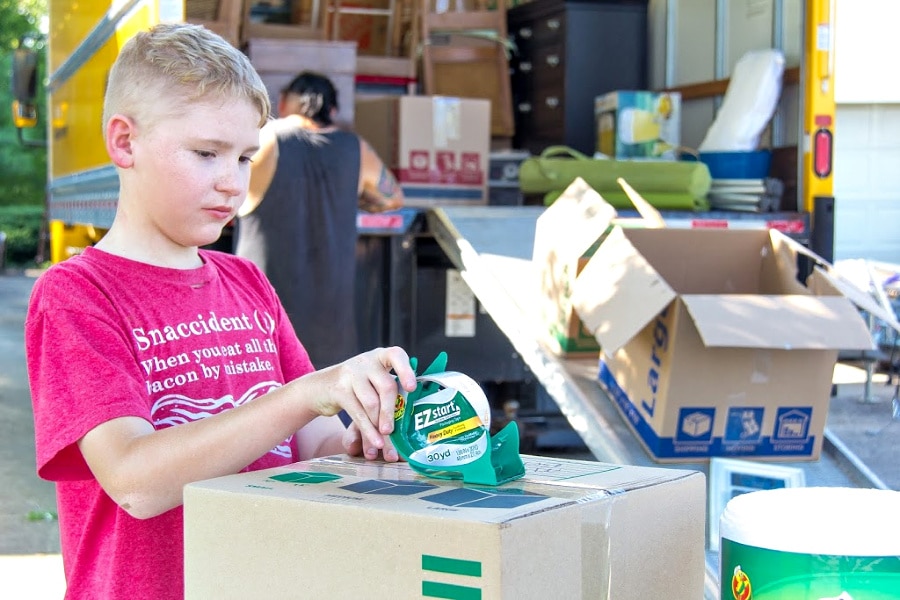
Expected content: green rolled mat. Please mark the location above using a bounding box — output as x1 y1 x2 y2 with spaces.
519 146 712 200
543 190 710 212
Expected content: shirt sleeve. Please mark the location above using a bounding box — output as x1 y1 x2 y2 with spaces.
25 269 151 482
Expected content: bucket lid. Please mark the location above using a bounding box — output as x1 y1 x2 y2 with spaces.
720 487 900 556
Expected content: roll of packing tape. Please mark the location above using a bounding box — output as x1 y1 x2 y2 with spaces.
393 371 492 471
407 371 491 430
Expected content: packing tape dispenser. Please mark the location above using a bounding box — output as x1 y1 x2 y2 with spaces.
391 351 525 486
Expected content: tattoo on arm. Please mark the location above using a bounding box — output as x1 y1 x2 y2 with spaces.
377 165 398 198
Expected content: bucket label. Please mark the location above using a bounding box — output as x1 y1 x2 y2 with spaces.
721 538 900 599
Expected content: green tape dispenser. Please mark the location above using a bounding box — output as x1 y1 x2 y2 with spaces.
391 352 526 486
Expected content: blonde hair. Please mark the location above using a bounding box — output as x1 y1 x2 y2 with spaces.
103 23 271 135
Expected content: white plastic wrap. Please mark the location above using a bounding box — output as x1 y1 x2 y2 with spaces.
699 49 786 152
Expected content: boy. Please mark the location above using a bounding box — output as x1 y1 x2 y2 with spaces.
24 23 416 600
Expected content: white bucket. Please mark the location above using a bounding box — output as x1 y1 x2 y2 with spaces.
719 487 900 600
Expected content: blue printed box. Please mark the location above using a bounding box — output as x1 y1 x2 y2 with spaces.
567 224 876 462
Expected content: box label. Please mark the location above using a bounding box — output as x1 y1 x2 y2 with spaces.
265 471 551 510
422 554 483 600
400 150 485 186
598 360 817 459
720 540 900 600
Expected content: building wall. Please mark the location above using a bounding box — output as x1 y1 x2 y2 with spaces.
833 0 900 264
833 104 900 263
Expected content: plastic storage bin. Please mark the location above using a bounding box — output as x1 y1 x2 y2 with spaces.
697 150 772 179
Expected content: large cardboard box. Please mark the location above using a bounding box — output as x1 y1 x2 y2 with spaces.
184 455 705 599
595 91 681 160
570 207 876 462
354 95 490 207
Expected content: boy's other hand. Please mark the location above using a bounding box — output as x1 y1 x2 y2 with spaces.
313 347 416 460
342 422 405 462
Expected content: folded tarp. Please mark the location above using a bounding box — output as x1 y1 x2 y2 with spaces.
519 146 711 211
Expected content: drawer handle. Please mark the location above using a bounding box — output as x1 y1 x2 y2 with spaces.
518 102 532 113
546 18 560 30
519 61 532 72
545 97 559 108
518 27 532 38
545 55 559 67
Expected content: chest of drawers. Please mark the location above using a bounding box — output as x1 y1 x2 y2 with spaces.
507 0 648 156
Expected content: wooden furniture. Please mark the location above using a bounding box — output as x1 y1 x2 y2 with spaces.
420 0 515 138
326 0 419 94
507 0 648 155
186 0 244 46
240 0 324 44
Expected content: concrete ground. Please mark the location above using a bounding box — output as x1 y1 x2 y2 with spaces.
1 269 898 598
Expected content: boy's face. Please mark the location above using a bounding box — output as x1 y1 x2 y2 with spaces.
123 96 261 251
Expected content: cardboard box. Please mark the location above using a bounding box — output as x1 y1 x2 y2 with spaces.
595 91 681 160
354 95 490 207
532 178 653 356
569 205 876 462
184 455 706 599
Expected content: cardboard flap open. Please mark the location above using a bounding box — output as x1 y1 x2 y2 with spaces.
810 266 900 336
681 295 875 350
572 226 677 353
532 178 617 264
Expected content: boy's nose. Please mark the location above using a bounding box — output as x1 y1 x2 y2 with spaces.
216 166 246 197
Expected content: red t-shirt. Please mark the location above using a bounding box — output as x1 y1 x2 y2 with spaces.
25 247 313 599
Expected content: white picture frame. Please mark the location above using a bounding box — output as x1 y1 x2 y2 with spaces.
708 457 806 552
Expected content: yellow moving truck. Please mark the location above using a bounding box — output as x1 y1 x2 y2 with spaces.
12 0 245 263
11 0 836 264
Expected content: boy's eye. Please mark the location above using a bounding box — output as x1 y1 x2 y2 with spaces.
239 156 254 165
195 150 216 158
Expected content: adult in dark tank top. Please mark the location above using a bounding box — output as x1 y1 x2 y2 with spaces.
235 71 404 369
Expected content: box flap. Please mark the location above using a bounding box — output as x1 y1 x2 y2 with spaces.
532 178 617 265
810 266 900 337
616 177 666 228
681 295 875 350
572 226 677 353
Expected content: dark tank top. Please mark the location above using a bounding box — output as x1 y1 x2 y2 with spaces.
235 124 361 368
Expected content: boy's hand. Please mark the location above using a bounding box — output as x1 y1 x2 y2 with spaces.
342 422 404 462
313 347 416 460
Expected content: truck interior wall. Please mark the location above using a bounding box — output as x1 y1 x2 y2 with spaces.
649 0 804 208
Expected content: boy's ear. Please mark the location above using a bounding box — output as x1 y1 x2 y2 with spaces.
105 114 136 168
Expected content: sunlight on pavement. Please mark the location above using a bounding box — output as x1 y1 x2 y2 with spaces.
0 554 65 599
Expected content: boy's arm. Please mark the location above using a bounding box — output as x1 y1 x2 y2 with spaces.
294 415 347 459
78 347 417 520
358 138 403 213
238 125 278 217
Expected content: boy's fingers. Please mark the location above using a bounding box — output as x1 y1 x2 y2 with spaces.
380 347 417 391
352 414 384 457
352 379 383 430
342 423 363 456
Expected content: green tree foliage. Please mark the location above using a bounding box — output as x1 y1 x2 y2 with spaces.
0 0 48 208
0 0 47 51
1 0 48 266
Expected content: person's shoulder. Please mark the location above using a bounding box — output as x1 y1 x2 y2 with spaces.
28 251 108 312
34 251 101 287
